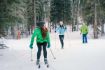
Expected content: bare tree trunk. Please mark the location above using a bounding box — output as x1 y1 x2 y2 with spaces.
71 0 76 31
11 25 15 39
33 0 36 27
94 3 98 39
76 0 80 31
101 22 104 35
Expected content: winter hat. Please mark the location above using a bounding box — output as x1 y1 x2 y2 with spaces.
36 21 45 27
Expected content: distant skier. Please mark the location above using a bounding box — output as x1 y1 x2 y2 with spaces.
29 21 51 65
80 22 88 43
17 30 21 39
55 21 67 49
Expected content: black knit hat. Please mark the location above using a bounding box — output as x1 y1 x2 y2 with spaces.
36 21 45 27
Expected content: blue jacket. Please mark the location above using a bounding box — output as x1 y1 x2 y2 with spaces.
56 25 67 35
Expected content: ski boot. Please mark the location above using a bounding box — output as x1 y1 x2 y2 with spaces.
44 58 48 64
36 59 40 65
61 45 64 49
44 58 49 68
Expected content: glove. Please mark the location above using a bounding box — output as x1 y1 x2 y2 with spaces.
29 44 33 49
86 32 88 35
55 31 56 33
47 42 50 48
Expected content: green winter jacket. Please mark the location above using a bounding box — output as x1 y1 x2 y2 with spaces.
80 24 88 34
30 27 50 46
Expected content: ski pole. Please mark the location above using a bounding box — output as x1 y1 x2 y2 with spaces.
31 49 33 61
50 48 56 59
55 33 56 49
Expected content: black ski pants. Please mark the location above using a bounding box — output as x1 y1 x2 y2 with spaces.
37 42 47 59
59 35 64 48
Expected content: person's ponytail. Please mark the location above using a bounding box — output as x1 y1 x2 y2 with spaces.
41 26 48 39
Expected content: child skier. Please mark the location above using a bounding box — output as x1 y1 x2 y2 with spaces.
29 21 51 65
55 21 67 49
80 22 88 43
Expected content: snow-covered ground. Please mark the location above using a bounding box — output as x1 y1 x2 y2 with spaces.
0 31 105 70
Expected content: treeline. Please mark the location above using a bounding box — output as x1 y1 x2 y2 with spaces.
0 0 50 39
0 0 105 39
50 0 105 38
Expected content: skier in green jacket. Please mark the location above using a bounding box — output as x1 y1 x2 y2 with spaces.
29 21 50 65
80 22 88 43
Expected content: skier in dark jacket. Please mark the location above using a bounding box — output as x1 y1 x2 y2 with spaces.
29 21 51 65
